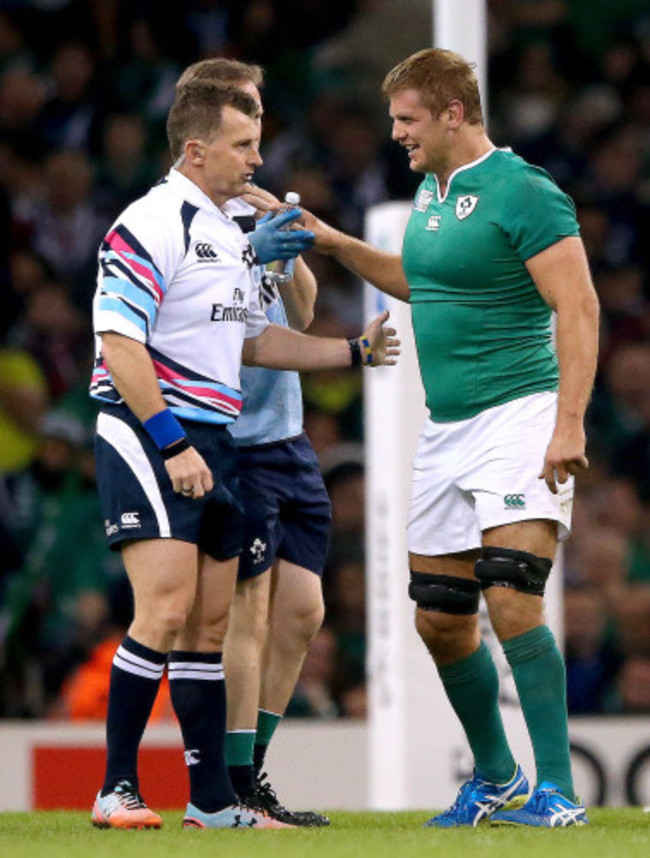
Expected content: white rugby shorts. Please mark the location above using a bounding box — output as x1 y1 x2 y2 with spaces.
407 392 574 557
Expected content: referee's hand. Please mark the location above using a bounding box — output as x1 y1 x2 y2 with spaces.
248 209 315 263
165 446 214 499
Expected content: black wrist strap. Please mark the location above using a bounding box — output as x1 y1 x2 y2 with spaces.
348 338 362 367
161 437 191 460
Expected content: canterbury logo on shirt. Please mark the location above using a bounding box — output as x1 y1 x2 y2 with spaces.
195 241 219 261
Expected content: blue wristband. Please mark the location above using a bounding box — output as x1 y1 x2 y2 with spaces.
143 409 186 450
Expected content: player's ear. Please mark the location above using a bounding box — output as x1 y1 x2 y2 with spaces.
446 99 465 127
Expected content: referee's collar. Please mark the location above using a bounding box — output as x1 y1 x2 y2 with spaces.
167 168 235 222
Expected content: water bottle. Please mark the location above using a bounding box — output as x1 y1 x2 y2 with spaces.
271 191 301 283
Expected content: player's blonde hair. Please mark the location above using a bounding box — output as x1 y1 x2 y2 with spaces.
382 48 483 124
176 58 264 90
166 79 260 160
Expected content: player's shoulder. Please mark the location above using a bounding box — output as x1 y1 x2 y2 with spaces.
490 148 560 190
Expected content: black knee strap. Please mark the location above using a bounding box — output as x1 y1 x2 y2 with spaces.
475 547 552 596
408 571 481 615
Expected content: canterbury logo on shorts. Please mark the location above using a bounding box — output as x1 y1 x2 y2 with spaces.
504 493 526 510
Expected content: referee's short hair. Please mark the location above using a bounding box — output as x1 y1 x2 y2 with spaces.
166 79 260 161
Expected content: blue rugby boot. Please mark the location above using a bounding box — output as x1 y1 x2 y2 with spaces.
490 781 588 827
424 764 529 828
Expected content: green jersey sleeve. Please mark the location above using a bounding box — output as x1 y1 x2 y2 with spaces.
500 165 580 262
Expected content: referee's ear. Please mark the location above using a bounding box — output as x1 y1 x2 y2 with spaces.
186 140 205 164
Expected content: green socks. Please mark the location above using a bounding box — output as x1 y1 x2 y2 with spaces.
254 709 282 773
439 641 516 784
226 729 256 798
226 708 284 793
225 729 255 767
257 709 282 745
503 625 575 801
439 626 576 801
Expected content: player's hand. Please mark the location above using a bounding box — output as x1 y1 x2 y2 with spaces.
298 208 340 254
247 208 315 264
539 427 588 494
164 445 214 500
358 310 401 367
241 183 281 213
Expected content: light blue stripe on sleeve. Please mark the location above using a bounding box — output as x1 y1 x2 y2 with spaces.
97 296 149 336
103 249 166 293
102 275 158 321
168 406 235 425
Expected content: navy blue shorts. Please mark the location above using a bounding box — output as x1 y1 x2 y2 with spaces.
236 433 332 579
95 403 243 561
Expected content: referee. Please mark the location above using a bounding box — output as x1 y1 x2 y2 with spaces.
89 79 398 831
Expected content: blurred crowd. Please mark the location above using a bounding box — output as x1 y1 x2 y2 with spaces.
0 0 649 722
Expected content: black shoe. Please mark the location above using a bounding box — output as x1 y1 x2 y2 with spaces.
245 772 330 827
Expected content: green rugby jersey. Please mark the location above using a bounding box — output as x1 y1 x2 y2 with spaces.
402 148 579 421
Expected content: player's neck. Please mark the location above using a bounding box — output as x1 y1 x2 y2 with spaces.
437 126 493 194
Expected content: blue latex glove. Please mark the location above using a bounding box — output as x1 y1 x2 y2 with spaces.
248 208 315 264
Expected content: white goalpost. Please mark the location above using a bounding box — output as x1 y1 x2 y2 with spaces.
364 0 563 810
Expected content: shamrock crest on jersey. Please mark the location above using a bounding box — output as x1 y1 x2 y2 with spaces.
455 195 479 220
